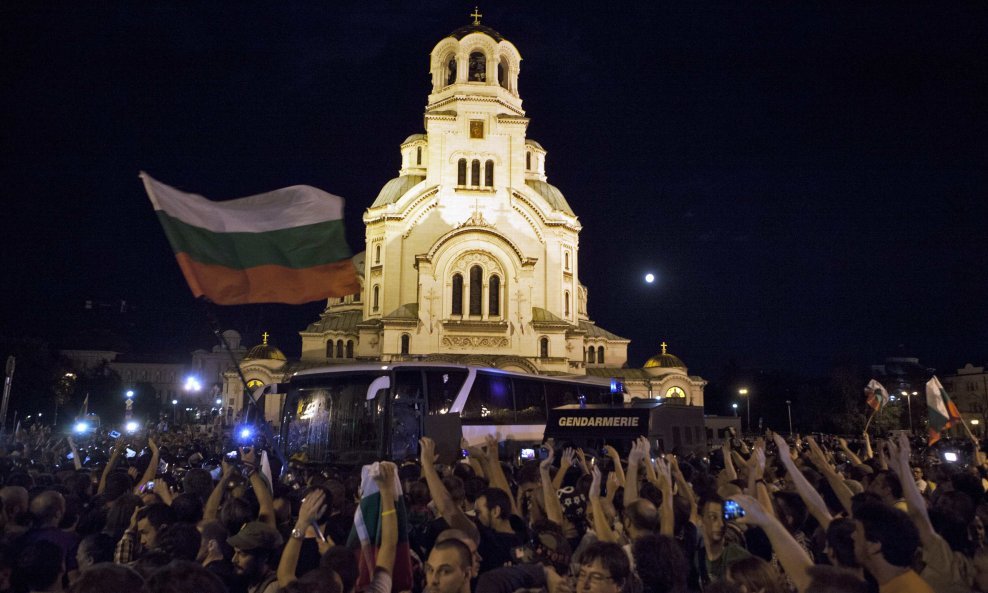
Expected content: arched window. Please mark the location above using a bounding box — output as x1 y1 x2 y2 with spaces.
401 334 410 355
471 160 480 186
457 159 467 186
374 244 381 264
326 341 334 359
484 160 494 187
446 56 457 85
488 275 500 316
416 146 422 165
540 337 549 358
372 285 380 312
588 347 596 364
469 265 482 316
597 346 605 364
499 56 510 88
526 151 531 170
469 51 486 82
564 252 570 270
564 291 571 317
451 273 463 316
355 290 361 302
346 340 354 358
336 340 344 358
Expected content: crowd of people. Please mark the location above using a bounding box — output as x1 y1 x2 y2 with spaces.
0 422 985 592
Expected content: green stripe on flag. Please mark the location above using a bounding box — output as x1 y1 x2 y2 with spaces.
156 212 351 269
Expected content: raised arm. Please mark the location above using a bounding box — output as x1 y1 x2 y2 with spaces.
885 435 936 545
278 489 327 588
734 494 813 593
204 459 234 522
482 435 520 516
806 436 854 516
134 437 160 494
837 437 863 466
242 447 276 528
589 466 618 543
420 437 479 542
653 457 674 537
721 438 738 481
374 462 399 575
861 432 874 460
669 455 699 526
67 437 82 471
553 448 575 491
772 434 832 530
602 445 625 485
539 443 565 526
98 438 126 495
623 437 646 506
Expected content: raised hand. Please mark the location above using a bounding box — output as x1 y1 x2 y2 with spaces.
374 461 398 498
606 470 621 495
298 489 327 526
653 456 672 490
559 447 576 468
589 466 602 500
419 437 437 466
771 433 793 464
540 442 556 473
148 437 159 454
732 493 771 528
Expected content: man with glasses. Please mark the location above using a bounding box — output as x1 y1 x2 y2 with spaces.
573 542 629 593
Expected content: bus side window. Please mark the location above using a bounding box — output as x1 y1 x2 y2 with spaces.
394 370 424 401
424 369 468 414
545 382 579 410
462 372 513 423
513 378 546 423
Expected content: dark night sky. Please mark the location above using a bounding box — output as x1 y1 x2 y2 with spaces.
1 2 986 379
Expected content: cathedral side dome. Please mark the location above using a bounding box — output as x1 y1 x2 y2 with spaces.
447 23 505 42
371 175 426 208
644 342 686 371
244 333 287 361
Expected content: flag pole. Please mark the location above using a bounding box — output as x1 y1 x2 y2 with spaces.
199 298 288 475
863 406 879 433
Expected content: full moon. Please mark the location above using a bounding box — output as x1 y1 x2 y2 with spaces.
644 273 655 283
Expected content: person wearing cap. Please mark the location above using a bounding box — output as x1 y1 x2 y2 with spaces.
229 521 283 593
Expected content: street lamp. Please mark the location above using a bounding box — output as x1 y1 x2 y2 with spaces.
786 400 793 436
739 388 750 434
902 391 915 434
171 399 178 424
732 402 738 416
125 389 135 421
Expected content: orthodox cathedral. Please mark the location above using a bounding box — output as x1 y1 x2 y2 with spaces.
227 14 706 422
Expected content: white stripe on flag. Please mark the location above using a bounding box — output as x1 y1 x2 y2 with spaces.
140 172 345 233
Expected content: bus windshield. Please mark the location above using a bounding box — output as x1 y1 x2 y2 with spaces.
282 372 387 466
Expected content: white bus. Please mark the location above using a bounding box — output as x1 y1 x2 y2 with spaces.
277 362 619 466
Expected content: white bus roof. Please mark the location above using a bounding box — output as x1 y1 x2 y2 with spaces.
291 362 612 386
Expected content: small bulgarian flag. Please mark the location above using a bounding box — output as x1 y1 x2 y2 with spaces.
141 173 360 305
864 379 889 411
346 462 413 592
927 375 961 445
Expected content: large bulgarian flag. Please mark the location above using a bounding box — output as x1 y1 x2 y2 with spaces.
927 375 962 445
346 462 413 592
141 173 360 305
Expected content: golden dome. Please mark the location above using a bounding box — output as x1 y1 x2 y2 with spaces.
643 342 686 370
243 332 287 361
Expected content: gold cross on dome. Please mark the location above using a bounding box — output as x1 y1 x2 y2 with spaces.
661 341 668 355
262 331 269 345
471 7 482 25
